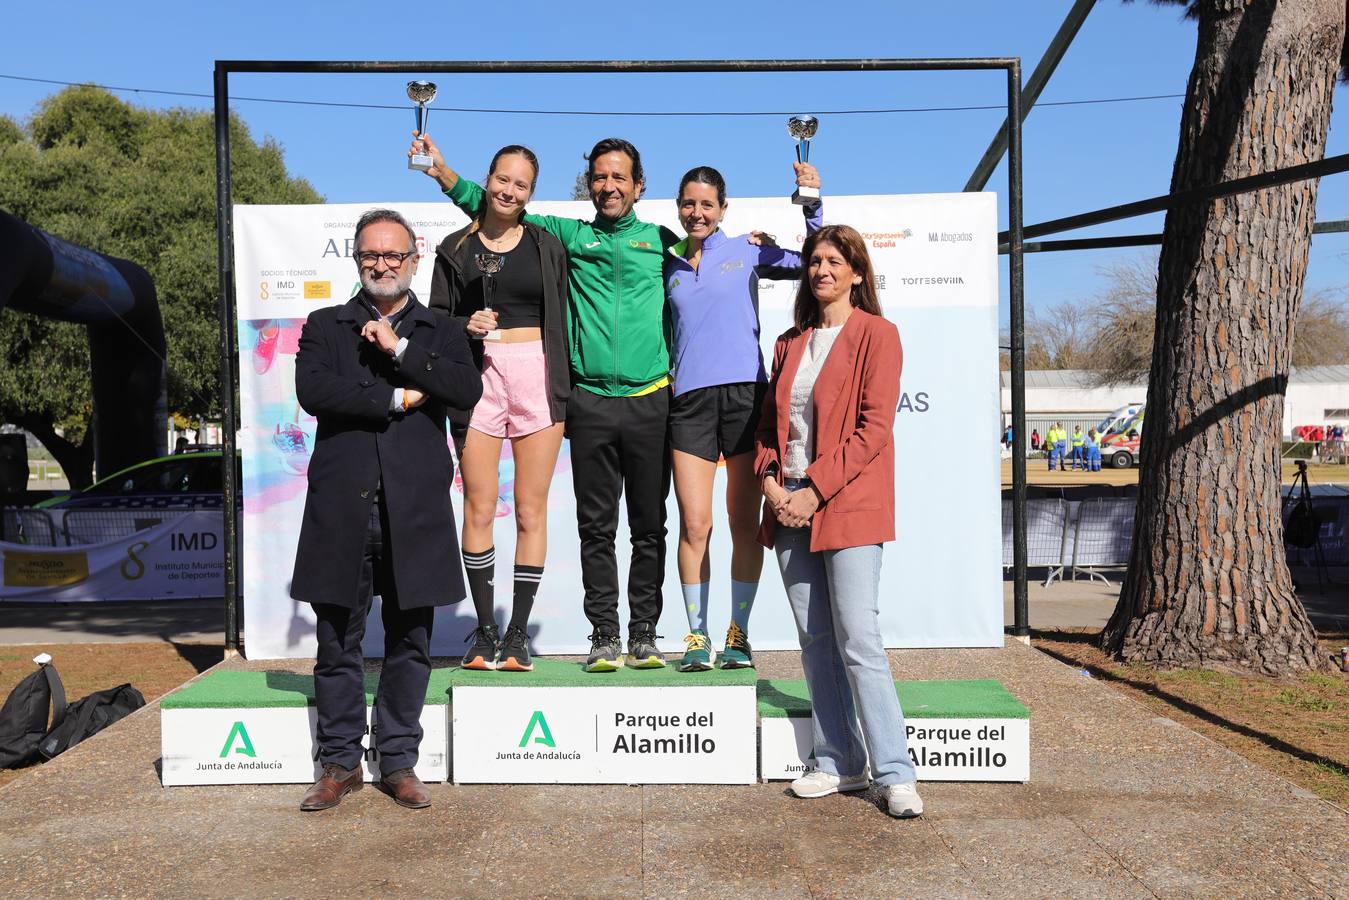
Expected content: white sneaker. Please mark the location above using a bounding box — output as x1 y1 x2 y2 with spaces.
884 782 924 818
790 769 869 798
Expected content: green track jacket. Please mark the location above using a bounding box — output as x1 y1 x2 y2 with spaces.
445 178 677 397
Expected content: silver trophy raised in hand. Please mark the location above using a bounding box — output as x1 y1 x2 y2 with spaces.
407 81 438 171
788 115 819 206
474 252 503 341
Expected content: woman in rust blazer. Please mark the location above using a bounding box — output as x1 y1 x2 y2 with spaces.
754 224 922 819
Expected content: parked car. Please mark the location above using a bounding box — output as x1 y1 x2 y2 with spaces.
36 447 239 512
1099 431 1141 469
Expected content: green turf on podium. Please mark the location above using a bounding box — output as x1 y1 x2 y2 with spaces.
756 678 1030 719
446 657 757 689
161 668 456 709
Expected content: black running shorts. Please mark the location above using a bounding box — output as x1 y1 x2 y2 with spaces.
669 382 767 462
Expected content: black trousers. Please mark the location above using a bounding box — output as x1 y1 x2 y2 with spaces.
312 497 434 774
566 386 672 635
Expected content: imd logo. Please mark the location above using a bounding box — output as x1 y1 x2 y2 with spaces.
220 721 257 758
518 710 555 748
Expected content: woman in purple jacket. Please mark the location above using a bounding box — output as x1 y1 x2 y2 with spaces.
666 162 822 672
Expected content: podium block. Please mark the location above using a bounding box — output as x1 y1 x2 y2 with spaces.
449 660 758 784
160 670 449 786
758 679 1030 782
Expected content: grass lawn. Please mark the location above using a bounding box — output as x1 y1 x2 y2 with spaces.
1001 459 1349 489
1033 628 1349 806
0 642 221 789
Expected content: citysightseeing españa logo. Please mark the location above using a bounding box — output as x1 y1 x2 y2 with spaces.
518 711 556 748
219 721 257 758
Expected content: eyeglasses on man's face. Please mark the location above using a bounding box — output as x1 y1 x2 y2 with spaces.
355 250 417 267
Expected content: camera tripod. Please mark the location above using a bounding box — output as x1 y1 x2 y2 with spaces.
1283 460 1332 591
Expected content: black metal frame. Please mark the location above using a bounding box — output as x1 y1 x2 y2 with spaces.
212 58 1031 654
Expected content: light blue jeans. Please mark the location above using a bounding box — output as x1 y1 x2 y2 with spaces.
774 517 916 786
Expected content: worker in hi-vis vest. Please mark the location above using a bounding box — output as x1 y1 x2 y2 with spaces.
1085 428 1102 472
1046 422 1066 470
1070 426 1086 470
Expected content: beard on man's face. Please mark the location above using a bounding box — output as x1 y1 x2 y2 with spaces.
361 266 412 301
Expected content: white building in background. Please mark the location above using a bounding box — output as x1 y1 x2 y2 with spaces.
1000 366 1349 440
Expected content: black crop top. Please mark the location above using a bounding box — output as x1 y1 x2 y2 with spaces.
463 230 544 329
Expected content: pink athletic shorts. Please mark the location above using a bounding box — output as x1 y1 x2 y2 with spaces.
469 340 555 439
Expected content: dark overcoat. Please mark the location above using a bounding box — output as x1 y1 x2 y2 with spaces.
290 291 483 609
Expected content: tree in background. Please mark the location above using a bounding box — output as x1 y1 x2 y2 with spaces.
571 168 589 201
1024 301 1095 370
0 86 321 487
1084 255 1158 386
1102 0 1346 674
1088 253 1349 384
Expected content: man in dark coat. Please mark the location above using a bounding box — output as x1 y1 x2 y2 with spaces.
291 208 481 811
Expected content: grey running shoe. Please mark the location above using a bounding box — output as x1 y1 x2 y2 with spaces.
626 629 666 669
585 631 623 673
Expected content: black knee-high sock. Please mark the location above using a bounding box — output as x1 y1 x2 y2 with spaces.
509 564 543 630
462 547 496 628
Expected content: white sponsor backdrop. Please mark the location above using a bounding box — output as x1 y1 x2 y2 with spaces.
0 511 224 602
234 194 1001 659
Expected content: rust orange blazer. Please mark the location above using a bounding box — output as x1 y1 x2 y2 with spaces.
754 309 902 552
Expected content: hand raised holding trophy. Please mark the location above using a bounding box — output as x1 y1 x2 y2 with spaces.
788 115 820 206
407 81 438 172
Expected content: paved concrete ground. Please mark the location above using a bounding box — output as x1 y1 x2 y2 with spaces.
7 564 1337 645
0 639 1343 898
0 599 223 645
999 565 1348 632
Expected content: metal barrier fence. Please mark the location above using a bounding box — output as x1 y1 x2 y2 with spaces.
61 509 169 546
2 508 60 546
1003 498 1073 585
1003 497 1135 585
1070 498 1136 583
1001 492 1349 588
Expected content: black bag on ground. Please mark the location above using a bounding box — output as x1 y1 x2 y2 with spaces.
1285 500 1318 549
38 683 145 760
0 658 66 769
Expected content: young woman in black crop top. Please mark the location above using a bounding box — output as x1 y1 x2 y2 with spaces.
428 145 571 673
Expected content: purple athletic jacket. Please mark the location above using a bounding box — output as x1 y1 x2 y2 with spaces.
664 202 823 397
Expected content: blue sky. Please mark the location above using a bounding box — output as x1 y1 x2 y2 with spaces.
2 0 1346 323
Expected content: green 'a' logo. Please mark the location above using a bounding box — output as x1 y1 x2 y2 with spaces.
518 710 555 748
219 721 257 758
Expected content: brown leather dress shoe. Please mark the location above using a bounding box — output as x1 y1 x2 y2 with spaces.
379 768 431 809
299 763 363 811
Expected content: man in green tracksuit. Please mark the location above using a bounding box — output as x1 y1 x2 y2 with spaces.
416 133 676 672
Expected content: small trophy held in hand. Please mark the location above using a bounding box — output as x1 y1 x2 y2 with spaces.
788 115 819 206
407 81 438 171
474 252 504 341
